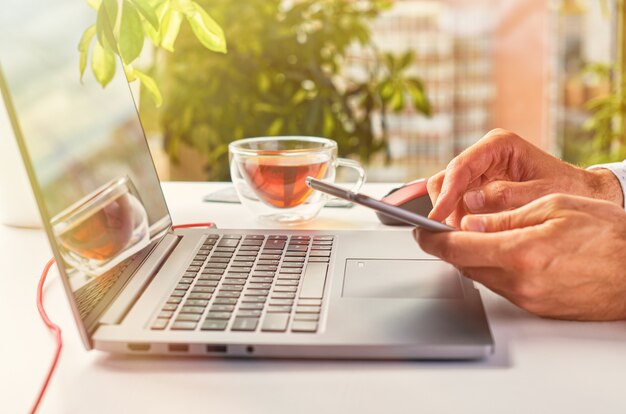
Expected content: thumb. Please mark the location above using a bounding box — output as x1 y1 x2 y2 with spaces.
461 196 556 232
463 180 547 213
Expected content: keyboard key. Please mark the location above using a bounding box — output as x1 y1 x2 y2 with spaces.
272 292 296 299
294 313 319 321
290 235 310 240
175 283 190 291
191 286 215 293
213 297 238 305
158 310 174 319
259 254 282 260
309 251 331 257
283 257 305 263
220 285 244 292
312 240 332 245
205 312 232 320
267 305 292 313
184 299 209 307
222 279 246 285
275 280 299 286
298 299 322 306
151 319 169 330
226 273 249 279
255 265 277 272
202 269 225 275
245 235 265 240
179 277 194 284
279 268 302 274
285 252 306 257
251 271 275 277
307 257 330 263
274 286 298 293
206 263 228 269
170 289 187 297
162 303 178 311
239 302 265 310
250 277 274 284
210 304 235 312
218 238 240 247
287 245 308 252
241 296 266 303
216 291 240 298
187 266 201 272
235 251 258 257
237 310 262 317
269 299 294 306
201 319 228 331
230 267 252 273
288 240 310 245
248 283 272 290
166 297 183 304
261 313 290 332
241 240 263 246
188 292 212 300
243 289 269 296
180 306 205 314
281 262 304 268
299 263 328 299
277 274 300 280
232 261 254 268
311 246 332 251
211 252 233 258
221 235 241 239
239 246 260 252
171 321 197 330
313 236 334 241
264 240 286 250
231 317 259 331
257 260 280 266
208 257 230 263
176 313 201 322
183 272 197 277
214 247 236 253
291 321 318 332
195 280 219 287
296 306 321 314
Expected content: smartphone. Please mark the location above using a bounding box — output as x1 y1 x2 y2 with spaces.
306 177 456 232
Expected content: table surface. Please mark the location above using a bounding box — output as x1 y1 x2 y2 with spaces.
2 182 626 414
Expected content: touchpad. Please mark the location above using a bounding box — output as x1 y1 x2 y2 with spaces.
342 259 463 299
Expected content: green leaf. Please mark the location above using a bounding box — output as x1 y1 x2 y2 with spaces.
96 0 119 52
407 79 432 116
134 69 163 107
78 25 97 83
129 0 159 29
119 1 144 63
184 2 227 53
87 0 102 10
267 118 283 136
160 8 183 52
92 41 116 87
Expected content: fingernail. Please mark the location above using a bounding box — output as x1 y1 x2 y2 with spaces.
412 227 420 242
464 217 485 232
464 190 484 212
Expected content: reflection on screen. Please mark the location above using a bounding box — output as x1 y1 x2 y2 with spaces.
0 0 170 321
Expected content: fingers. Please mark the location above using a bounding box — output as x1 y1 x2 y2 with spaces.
429 129 519 222
413 227 513 268
463 180 548 214
459 193 587 233
426 171 445 207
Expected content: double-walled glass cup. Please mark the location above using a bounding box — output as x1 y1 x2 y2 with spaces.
50 176 150 276
229 136 366 224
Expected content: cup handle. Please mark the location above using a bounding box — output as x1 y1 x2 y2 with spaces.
336 158 366 192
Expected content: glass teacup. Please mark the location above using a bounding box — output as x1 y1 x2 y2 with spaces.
50 176 150 276
229 136 366 223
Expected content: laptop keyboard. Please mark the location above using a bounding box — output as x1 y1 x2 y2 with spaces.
150 234 333 333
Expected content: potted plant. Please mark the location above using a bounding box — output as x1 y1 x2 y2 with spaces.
82 0 432 181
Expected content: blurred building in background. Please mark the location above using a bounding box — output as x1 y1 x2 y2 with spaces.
347 0 495 181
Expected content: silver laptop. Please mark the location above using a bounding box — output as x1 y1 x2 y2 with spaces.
0 0 492 359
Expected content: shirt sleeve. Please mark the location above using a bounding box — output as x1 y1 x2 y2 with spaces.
588 161 626 209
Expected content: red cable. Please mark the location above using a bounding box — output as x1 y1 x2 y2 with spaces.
171 222 214 230
32 222 214 412
31 258 62 414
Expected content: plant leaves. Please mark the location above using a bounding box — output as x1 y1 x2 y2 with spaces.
129 0 159 30
160 8 183 52
92 41 116 87
96 0 119 52
134 69 163 107
78 25 97 82
184 2 227 53
119 1 144 63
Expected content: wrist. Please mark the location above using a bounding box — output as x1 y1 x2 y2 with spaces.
585 169 625 207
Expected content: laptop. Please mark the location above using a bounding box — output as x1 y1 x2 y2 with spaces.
0 0 493 359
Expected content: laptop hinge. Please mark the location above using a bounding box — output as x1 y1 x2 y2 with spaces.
99 233 180 325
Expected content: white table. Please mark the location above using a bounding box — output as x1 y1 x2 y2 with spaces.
2 182 626 414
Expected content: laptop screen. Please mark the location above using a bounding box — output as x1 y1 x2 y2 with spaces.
0 0 171 341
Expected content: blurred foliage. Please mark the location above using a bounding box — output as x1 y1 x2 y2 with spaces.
80 0 227 106
157 0 431 180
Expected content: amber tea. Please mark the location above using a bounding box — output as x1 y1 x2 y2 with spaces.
239 155 329 208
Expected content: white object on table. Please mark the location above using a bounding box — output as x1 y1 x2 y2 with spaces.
1 182 626 414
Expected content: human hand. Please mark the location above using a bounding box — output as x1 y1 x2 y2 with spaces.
415 194 626 321
427 129 623 227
